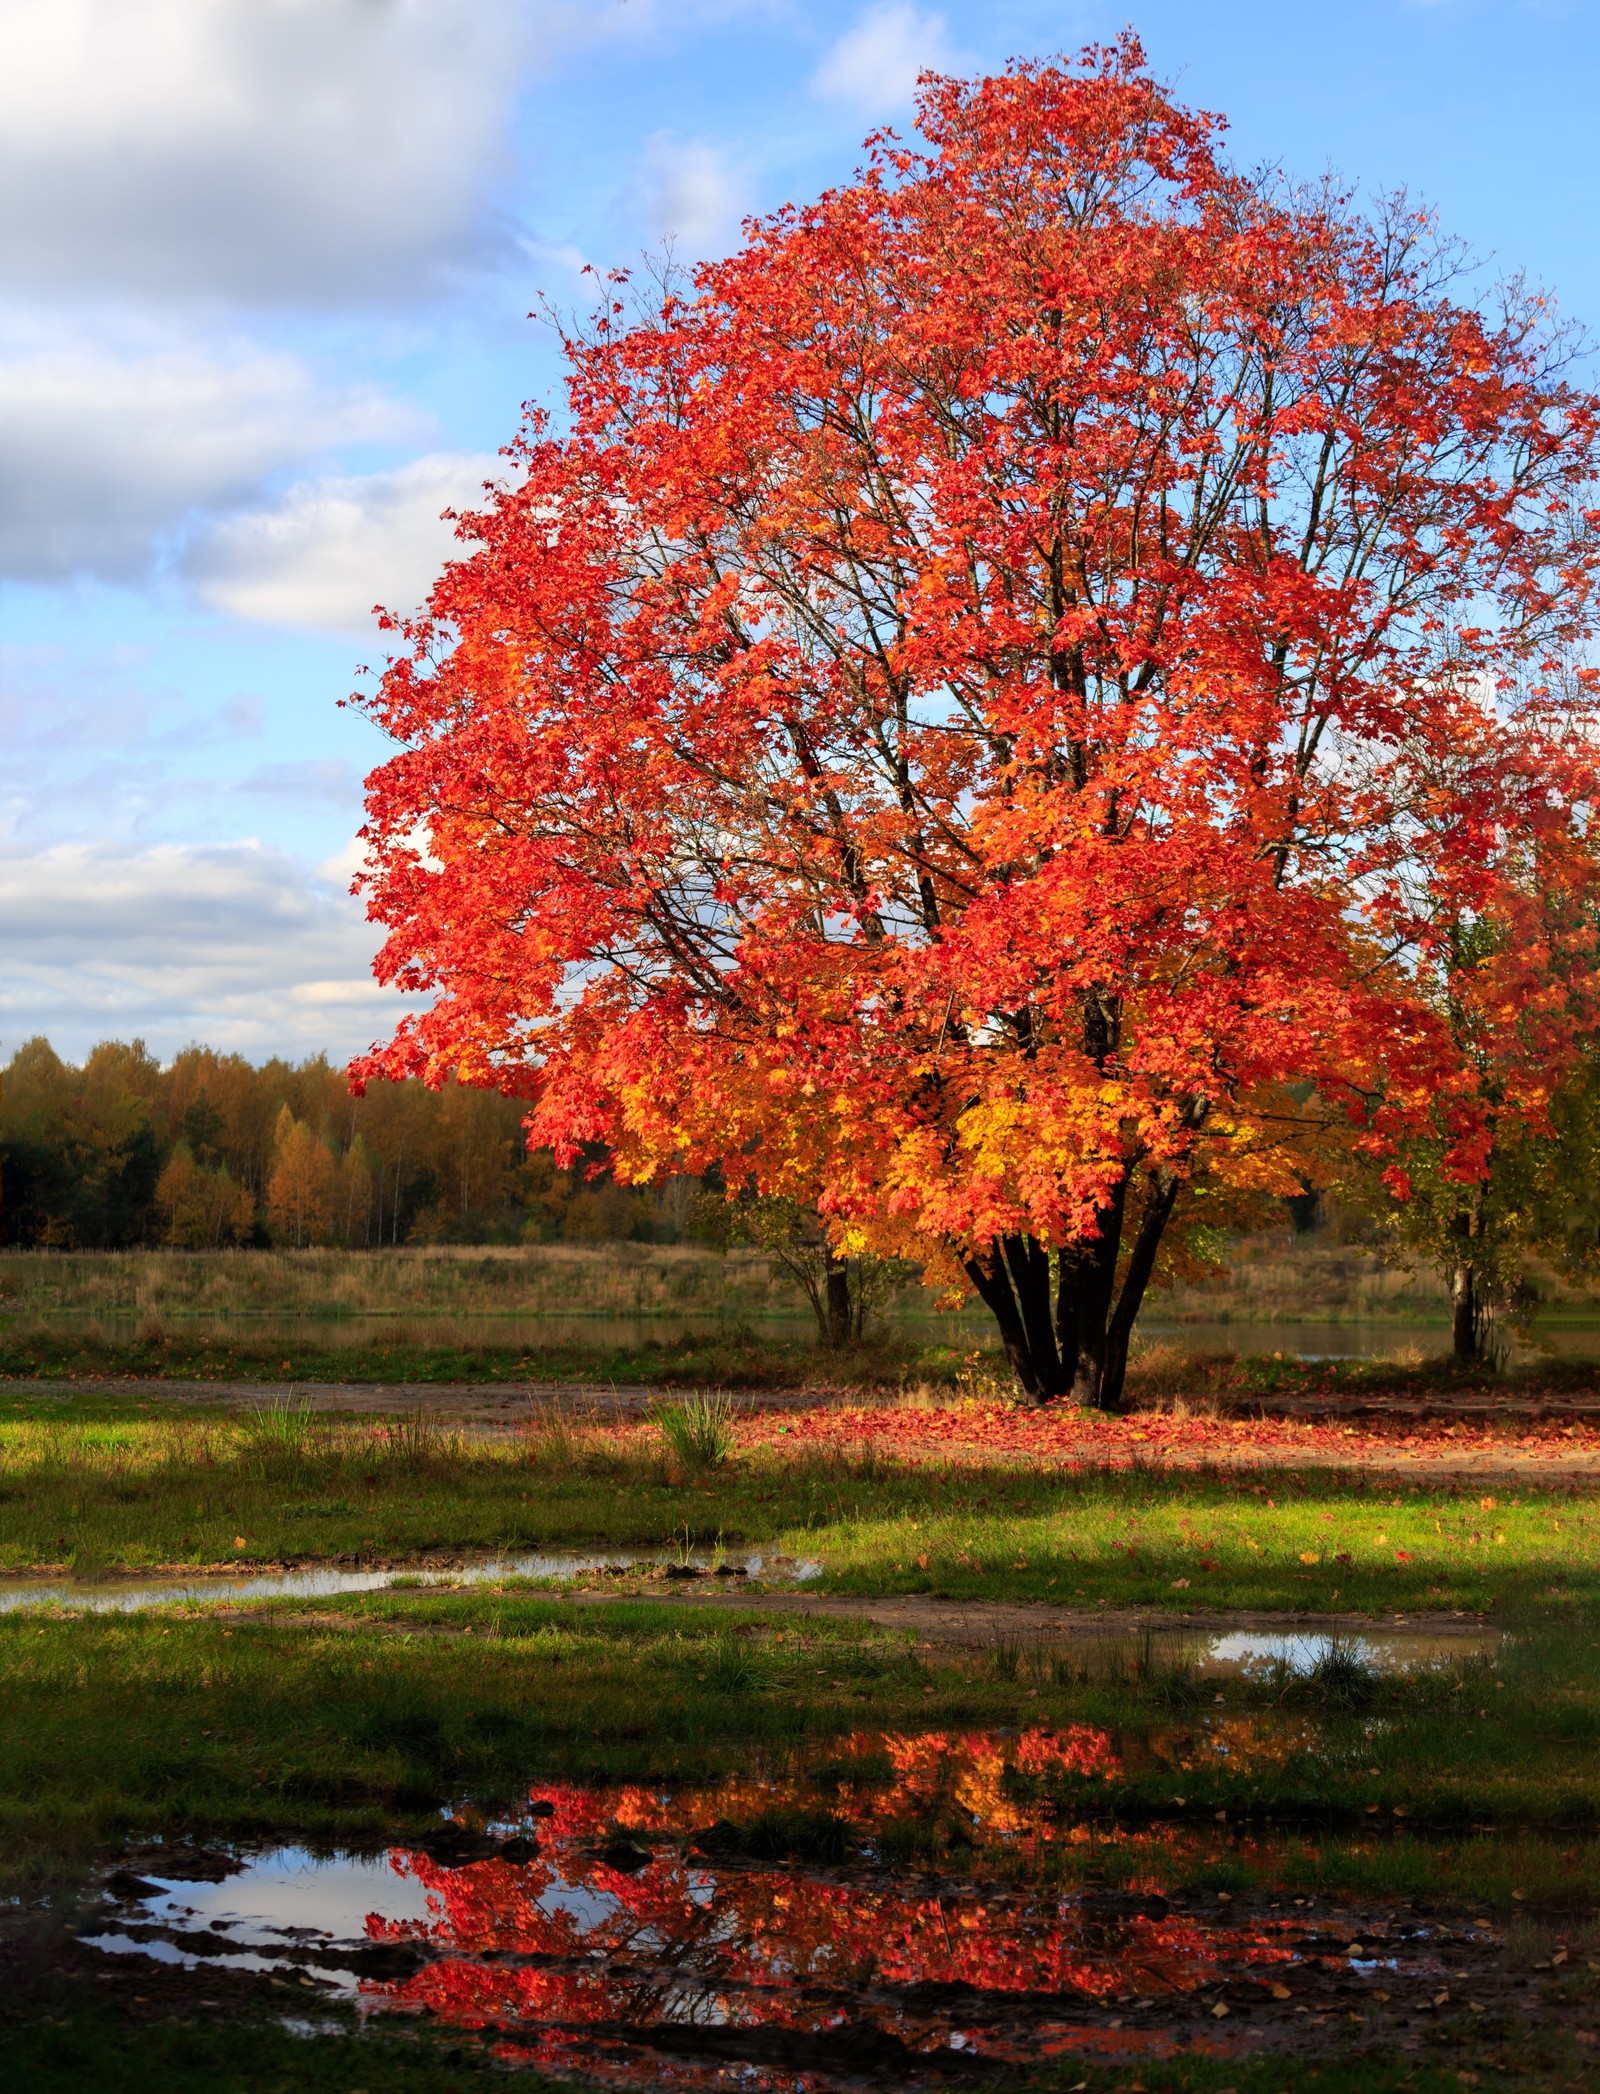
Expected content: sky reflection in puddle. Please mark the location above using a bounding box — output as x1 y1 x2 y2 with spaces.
85 1727 1480 2090
1200 1627 1490 1676
0 1549 821 1613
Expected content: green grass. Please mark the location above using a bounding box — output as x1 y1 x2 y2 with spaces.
4 2004 1597 2094
0 1998 580 2094
5 1374 1600 2088
2 1556 1598 2090
2 1587 1598 1892
1 1403 1596 1618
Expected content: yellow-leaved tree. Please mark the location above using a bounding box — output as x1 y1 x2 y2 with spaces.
265 1106 335 1248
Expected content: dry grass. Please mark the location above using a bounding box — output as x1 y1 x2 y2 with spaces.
0 1242 840 1323
1155 1228 1451 1322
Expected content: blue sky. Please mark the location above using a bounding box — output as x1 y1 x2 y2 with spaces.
2 0 1596 1065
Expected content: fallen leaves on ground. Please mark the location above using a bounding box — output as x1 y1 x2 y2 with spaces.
746 1400 1600 1473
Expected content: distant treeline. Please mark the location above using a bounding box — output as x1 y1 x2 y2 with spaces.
0 1038 699 1251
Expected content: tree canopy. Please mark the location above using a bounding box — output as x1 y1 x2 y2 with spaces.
0 1038 595 1250
355 38 1600 1406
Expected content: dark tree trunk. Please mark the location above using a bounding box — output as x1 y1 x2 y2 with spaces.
1101 1169 1180 1411
963 1247 1069 1402
824 1249 852 1349
1058 1177 1128 1407
1000 1232 1062 1393
1452 1259 1477 1362
964 1165 1185 1412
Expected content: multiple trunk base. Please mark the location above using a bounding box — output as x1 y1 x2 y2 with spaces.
961 1170 1180 1412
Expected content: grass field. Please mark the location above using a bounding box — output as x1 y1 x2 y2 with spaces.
2 1582 1595 1880
1 1399 1596 1615
7 2016 1597 2094
5 1351 1600 2087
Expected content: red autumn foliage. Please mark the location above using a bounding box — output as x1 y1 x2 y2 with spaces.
745 1400 1600 1473
353 37 1600 1411
362 1735 1295 2083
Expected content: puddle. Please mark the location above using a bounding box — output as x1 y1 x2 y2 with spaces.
1182 1626 1497 1677
0 1549 822 1614
85 1731 1513 2089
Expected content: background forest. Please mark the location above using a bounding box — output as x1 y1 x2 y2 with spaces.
0 1037 692 1252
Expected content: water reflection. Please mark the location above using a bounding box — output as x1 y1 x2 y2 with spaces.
0 1549 821 1615
1199 1627 1493 1676
87 1729 1487 2089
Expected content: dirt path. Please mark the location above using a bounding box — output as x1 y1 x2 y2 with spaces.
220 1584 1496 1651
553 1586 1498 1646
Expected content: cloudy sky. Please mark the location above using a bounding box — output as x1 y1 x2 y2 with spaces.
3 0 1596 1068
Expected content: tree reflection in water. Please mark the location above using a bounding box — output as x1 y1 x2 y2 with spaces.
365 1728 1299 2088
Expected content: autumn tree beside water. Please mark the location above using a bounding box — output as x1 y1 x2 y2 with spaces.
353 41 1600 1407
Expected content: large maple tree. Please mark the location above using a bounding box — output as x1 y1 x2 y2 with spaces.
354 39 1600 1407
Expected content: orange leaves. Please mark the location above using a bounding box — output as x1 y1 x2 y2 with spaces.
737 1398 1600 1472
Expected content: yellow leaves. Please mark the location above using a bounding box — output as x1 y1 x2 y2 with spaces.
1298 1550 1320 1565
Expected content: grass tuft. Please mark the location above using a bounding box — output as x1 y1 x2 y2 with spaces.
237 1393 315 1469
524 1398 582 1470
650 1389 737 1472
379 1409 457 1468
705 1632 759 1694
1305 1634 1380 1709
988 1632 1024 1680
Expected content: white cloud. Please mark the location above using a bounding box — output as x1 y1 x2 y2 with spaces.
0 0 555 305
811 2 959 117
187 451 503 635
0 838 420 1063
635 133 749 255
0 324 411 583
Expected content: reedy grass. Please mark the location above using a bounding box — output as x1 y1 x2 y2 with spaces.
236 1392 316 1468
0 1240 833 1322
648 1388 737 1471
